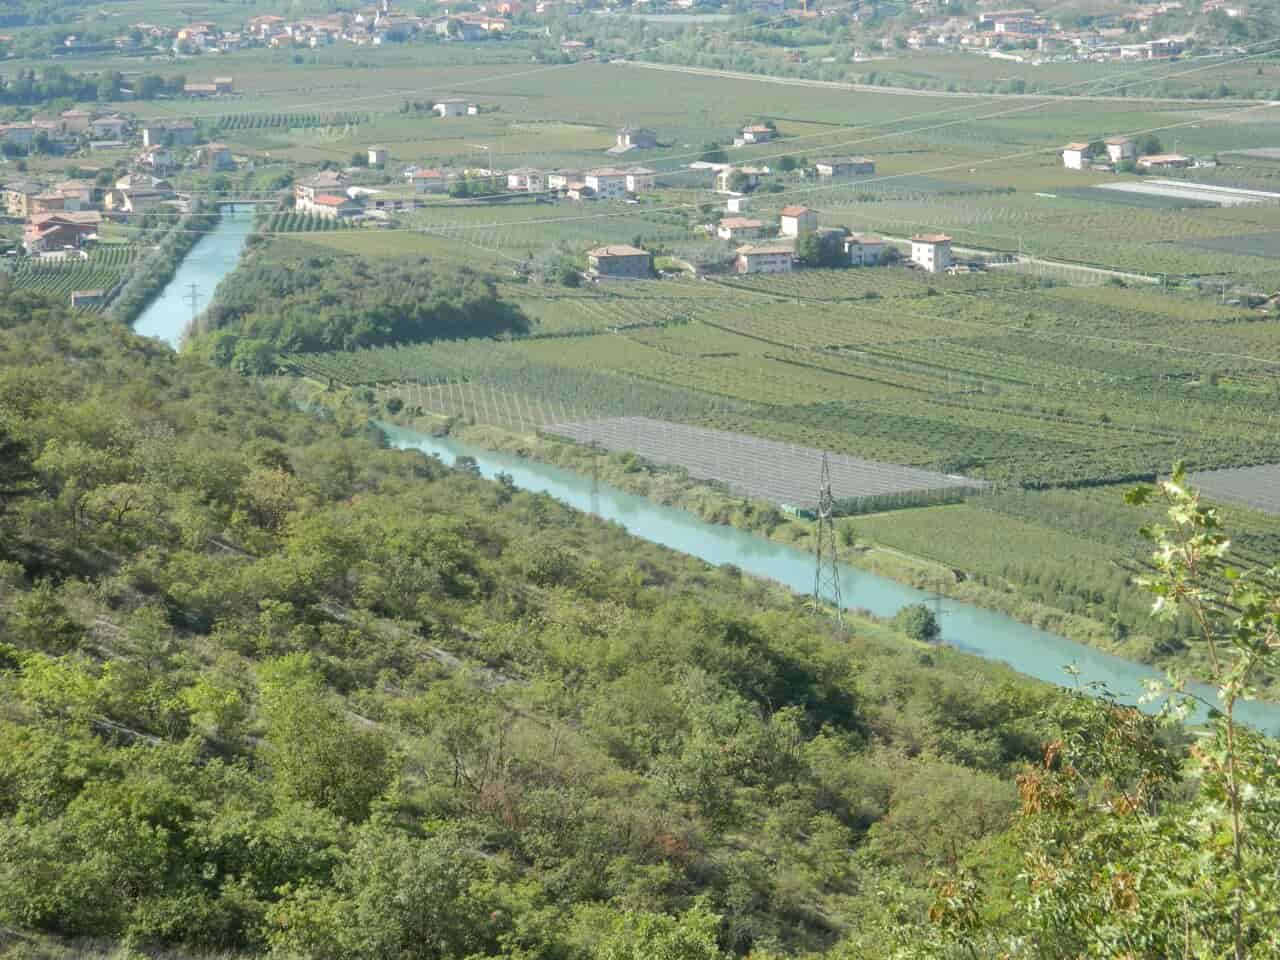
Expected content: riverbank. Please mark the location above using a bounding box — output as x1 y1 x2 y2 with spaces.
110 206 221 327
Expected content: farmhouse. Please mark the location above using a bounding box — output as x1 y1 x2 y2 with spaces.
3 180 44 218
310 194 363 220
910 233 952 273
60 110 92 134
815 157 875 177
1137 153 1190 170
736 243 794 274
434 98 469 118
1105 136 1135 163
409 168 446 193
1061 142 1090 170
714 166 764 194
90 115 129 140
183 83 219 97
612 127 657 152
587 244 653 279
368 145 389 166
584 168 629 200
779 205 817 237
844 234 886 266
726 196 750 214
741 124 774 144
197 143 235 171
23 212 100 252
137 144 175 172
54 180 95 210
143 121 196 147
296 170 348 207
717 217 765 242
506 167 546 192
624 167 656 193
546 171 582 191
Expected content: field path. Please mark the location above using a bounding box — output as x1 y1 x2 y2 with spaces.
619 59 1267 105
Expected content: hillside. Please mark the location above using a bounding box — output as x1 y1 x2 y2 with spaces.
0 283 1278 957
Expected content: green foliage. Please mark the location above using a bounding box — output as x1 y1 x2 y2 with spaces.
892 604 940 644
193 254 528 356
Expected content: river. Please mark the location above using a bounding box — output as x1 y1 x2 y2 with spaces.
132 205 257 348
126 207 1280 732
381 423 1280 734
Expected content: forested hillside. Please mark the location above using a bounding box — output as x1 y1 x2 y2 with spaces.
0 283 1278 958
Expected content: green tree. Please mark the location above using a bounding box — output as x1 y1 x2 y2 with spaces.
257 655 397 822
595 900 725 960
893 603 941 644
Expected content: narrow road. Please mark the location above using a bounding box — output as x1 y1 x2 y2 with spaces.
618 59 1267 105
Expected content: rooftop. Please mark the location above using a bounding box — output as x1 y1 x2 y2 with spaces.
912 233 952 243
1062 142 1091 150
738 243 793 255
719 217 764 229
780 205 813 217
588 244 649 257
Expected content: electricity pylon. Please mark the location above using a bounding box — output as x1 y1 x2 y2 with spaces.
813 452 844 631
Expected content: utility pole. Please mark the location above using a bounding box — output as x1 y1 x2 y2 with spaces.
182 282 201 326
813 452 844 632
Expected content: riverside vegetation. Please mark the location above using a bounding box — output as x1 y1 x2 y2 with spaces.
2 276 1280 956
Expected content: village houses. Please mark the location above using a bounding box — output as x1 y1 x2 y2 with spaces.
845 234 886 266
584 168 629 200
409 168 447 193
1061 142 1090 170
740 124 774 144
612 127 657 152
815 157 875 178
717 217 765 242
296 170 349 211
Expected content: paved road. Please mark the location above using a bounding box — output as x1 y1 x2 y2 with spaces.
618 59 1267 106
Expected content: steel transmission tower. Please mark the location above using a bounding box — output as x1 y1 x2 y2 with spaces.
813 452 844 631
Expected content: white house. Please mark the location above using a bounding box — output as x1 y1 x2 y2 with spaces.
584 168 628 200
368 145 389 166
1105 136 1136 163
434 98 468 118
815 157 875 178
506 167 546 192
779 205 817 237
714 166 764 194
717 217 764 242
624 166 656 193
1137 153 1190 170
910 233 952 273
1061 142 1090 170
741 124 774 144
546 171 582 191
845 234 885 266
726 195 750 214
736 243 793 274
613 127 657 151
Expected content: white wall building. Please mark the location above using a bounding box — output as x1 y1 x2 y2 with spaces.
910 233 952 273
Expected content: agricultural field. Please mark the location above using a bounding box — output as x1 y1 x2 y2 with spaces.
547 416 982 507
4 247 142 311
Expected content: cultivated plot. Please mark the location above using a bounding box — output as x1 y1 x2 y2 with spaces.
1189 463 1280 516
546 415 983 507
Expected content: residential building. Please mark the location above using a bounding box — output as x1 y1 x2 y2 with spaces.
0 123 35 149
506 168 546 192
434 98 468 118
717 217 764 242
55 180 95 210
296 170 348 209
726 195 750 214
1062 142 1090 170
565 181 594 201
587 244 653 279
23 212 100 252
310 194 363 219
29 194 66 216
547 171 583 191
3 180 44 218
184 83 220 97
736 243 794 274
910 233 952 272
137 144 175 172
741 124 774 144
409 168 447 193
1105 136 1136 163
143 121 195 147
368 145 389 167
624 167 656 193
779 205 817 237
584 168 629 200
197 143 235 171
613 127 657 151
213 77 234 94
1137 153 1190 170
90 115 129 139
60 110 92 135
714 166 764 194
844 234 885 266
105 187 174 214
815 157 875 177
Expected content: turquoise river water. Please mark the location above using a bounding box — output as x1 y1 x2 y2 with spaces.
130 207 1280 732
